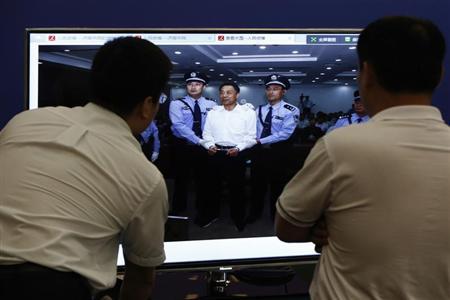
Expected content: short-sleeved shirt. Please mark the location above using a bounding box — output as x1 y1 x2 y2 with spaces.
256 100 299 144
0 103 168 290
277 105 450 300
202 104 257 151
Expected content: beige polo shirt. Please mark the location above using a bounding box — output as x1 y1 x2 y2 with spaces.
277 105 450 299
0 103 168 290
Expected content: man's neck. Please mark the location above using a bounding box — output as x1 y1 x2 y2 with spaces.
268 99 282 106
356 112 368 117
367 90 432 117
224 103 237 111
189 94 202 100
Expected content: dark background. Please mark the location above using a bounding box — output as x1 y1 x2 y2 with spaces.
0 0 449 128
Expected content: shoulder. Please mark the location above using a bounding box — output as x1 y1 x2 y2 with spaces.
204 97 216 102
282 102 299 114
338 113 351 120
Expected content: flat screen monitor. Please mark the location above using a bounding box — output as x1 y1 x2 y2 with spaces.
26 28 360 270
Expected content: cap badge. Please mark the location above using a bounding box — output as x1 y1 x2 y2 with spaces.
271 75 277 80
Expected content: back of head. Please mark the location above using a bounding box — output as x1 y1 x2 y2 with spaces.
90 37 172 117
357 16 446 94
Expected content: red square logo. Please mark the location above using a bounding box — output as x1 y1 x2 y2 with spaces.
48 35 56 41
217 35 224 41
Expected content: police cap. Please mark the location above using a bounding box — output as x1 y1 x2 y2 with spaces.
353 90 361 102
184 71 209 84
264 74 290 90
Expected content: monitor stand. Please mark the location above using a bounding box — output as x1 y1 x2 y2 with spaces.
207 270 231 296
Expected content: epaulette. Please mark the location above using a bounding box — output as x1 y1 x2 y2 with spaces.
338 113 351 119
283 104 295 111
205 97 216 102
176 97 186 101
243 103 255 110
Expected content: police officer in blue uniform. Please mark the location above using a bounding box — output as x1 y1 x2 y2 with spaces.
169 71 216 216
248 74 300 223
327 91 370 132
138 120 160 162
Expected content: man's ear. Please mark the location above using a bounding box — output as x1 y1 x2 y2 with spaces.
140 96 158 120
359 61 377 91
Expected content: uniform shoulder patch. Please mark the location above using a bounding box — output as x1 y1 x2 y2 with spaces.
243 103 255 110
338 113 351 119
283 104 295 111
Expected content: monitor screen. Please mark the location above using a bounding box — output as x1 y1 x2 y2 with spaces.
26 29 360 269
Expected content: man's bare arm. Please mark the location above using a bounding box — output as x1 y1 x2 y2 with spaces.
119 258 155 300
275 212 313 242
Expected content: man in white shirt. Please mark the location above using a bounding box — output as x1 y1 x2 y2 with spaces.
275 16 449 300
197 82 257 231
0 37 172 300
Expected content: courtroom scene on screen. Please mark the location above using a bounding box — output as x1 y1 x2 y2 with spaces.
36 37 363 241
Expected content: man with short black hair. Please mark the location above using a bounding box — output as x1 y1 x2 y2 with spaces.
327 91 370 132
276 16 449 299
199 81 256 230
169 71 217 216
248 74 300 223
0 37 172 300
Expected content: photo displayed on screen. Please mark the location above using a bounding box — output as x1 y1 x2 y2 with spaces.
27 31 361 266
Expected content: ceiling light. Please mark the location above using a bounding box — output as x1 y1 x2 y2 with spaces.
320 73 325 76
64 49 70 52
269 67 273 70
326 67 332 70
195 62 201 65
353 77 357 80
349 46 356 50
345 83 349 85
219 74 224 76
292 50 299 54
258 79 262 81
209 68 215 72
232 52 239 55
315 77 319 80
289 70 294 72
249 70 254 72
312 80 316 83
174 51 182 55
335 58 342 62
352 69 357 72
334 79 338 81
259 46 266 49
228 78 232 80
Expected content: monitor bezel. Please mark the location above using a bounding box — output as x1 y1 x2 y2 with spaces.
25 27 360 270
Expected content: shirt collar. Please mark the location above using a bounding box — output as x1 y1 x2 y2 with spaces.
268 100 284 110
84 102 140 150
371 105 444 122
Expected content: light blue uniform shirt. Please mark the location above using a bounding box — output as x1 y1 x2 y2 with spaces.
140 121 160 153
327 113 370 133
169 95 217 144
257 100 300 145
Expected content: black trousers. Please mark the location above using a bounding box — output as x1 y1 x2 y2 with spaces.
171 138 209 214
249 143 291 220
199 150 249 226
0 263 91 300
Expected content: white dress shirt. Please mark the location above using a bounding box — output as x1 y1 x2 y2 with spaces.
203 104 257 151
